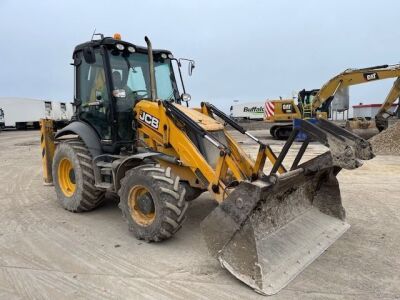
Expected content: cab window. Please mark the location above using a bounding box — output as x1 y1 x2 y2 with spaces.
76 50 111 139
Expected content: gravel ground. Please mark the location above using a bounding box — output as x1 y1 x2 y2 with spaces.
0 130 399 299
370 122 400 155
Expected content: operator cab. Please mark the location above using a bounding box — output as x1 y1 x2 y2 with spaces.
72 33 182 151
297 89 330 118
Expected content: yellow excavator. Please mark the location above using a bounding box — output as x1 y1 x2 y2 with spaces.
266 64 400 139
40 33 374 295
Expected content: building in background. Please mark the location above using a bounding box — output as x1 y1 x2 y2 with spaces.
352 103 398 118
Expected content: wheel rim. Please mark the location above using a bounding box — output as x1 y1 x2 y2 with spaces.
128 185 156 226
58 158 76 197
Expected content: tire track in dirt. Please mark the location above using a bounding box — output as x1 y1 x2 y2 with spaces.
1 130 400 299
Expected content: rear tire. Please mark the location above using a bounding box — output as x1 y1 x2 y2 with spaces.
118 164 189 242
52 139 105 212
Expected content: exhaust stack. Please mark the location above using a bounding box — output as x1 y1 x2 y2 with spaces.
144 36 157 100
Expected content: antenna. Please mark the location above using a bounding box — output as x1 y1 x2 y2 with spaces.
91 28 104 41
91 28 96 40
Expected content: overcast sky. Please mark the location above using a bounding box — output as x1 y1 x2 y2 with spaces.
0 0 399 112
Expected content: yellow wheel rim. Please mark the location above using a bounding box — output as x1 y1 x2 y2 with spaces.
128 185 156 226
58 158 76 197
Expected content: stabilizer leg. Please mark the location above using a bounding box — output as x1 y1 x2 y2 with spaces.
40 119 55 185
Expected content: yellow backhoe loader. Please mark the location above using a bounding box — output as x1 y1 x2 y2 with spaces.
41 34 374 295
267 64 400 139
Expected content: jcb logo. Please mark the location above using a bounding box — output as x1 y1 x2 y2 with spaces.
139 111 159 129
364 72 379 81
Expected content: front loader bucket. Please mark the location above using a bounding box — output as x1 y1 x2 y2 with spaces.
201 153 350 295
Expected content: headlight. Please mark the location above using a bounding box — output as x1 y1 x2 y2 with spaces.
168 54 174 59
128 46 135 53
116 44 125 51
161 53 167 59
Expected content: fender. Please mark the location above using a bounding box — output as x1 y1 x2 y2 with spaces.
55 121 102 157
114 153 160 191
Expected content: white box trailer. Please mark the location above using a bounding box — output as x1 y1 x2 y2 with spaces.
0 108 4 129
229 101 265 120
0 97 74 129
51 101 75 128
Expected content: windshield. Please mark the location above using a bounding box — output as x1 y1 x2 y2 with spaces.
305 94 314 105
108 50 179 103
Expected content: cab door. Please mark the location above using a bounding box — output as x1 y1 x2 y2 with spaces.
75 48 112 140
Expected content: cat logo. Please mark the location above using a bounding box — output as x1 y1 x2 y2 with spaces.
282 103 293 113
363 72 379 81
139 111 159 130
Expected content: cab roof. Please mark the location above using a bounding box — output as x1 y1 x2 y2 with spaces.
73 37 172 57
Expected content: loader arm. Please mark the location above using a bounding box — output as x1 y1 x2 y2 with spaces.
312 64 400 113
134 100 286 202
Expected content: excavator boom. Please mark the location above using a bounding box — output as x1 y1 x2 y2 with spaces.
312 64 400 110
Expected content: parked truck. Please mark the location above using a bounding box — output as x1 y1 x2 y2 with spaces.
51 101 75 128
229 101 264 120
0 97 73 129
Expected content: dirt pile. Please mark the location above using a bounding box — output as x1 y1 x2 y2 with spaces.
370 122 400 155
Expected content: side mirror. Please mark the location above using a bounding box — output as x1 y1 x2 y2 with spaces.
83 47 96 64
71 56 82 67
188 61 195 76
181 93 191 102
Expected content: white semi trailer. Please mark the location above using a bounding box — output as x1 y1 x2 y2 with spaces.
0 97 74 129
0 108 4 129
229 101 265 120
51 101 75 128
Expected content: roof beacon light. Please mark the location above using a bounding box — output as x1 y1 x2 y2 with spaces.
114 33 122 40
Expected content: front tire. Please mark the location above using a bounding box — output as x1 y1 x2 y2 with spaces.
52 139 105 212
118 164 189 242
